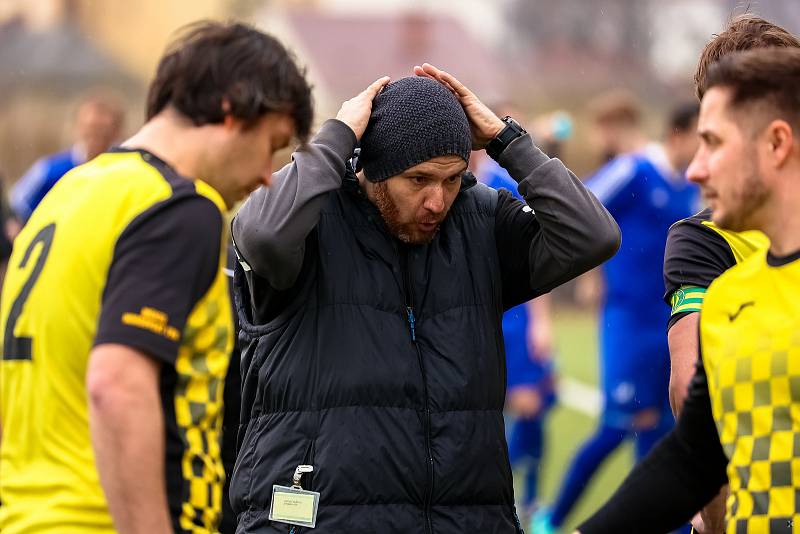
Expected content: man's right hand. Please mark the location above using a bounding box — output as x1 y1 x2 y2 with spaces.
336 76 390 140
693 486 727 534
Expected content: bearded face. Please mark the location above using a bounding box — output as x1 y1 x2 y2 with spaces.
688 87 772 232
368 155 465 244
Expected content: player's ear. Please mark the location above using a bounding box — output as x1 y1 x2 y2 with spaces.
765 119 794 169
221 98 243 131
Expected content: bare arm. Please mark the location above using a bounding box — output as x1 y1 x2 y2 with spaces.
528 294 551 323
527 294 553 359
668 312 700 416
87 344 173 534
668 313 727 534
574 268 604 309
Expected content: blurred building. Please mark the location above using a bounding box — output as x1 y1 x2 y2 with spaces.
3 0 800 183
0 0 231 182
254 3 510 119
1 0 231 79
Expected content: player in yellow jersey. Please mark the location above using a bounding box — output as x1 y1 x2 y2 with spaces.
0 21 312 534
664 13 797 422
575 46 800 534
662 16 798 534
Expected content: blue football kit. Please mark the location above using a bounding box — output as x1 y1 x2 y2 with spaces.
542 147 697 530
587 149 697 423
10 147 84 222
479 158 556 510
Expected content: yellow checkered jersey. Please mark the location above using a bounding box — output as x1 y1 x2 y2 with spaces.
0 148 233 533
701 249 800 533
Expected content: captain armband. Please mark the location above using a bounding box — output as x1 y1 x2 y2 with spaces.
670 285 706 315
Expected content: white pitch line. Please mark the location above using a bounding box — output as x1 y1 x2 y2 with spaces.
558 377 602 417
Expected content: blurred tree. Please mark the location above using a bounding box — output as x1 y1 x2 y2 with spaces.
228 0 270 19
506 0 652 69
724 0 800 34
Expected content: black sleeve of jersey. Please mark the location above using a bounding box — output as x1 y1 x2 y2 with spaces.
663 220 736 304
494 189 543 309
578 356 729 533
94 195 223 365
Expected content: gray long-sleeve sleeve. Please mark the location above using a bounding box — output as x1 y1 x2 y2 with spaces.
232 119 357 290
494 134 620 306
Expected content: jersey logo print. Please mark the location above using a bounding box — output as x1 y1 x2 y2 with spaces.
121 307 180 341
728 301 755 322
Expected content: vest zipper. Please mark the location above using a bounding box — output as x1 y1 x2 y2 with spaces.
399 246 434 534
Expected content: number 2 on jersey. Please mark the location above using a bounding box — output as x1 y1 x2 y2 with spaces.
3 223 55 360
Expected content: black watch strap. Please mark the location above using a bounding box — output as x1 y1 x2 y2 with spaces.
486 116 527 161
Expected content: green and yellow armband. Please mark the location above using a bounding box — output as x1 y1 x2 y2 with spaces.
670 285 706 315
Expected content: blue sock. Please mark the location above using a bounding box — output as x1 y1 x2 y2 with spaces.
522 458 540 509
549 423 626 527
508 418 545 507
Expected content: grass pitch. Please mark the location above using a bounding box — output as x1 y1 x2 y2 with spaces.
519 307 634 531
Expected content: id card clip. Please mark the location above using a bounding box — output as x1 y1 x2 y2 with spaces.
269 464 320 529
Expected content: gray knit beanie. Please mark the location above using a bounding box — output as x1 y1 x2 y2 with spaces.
359 76 472 182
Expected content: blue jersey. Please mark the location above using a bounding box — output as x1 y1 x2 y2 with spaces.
478 159 554 397
587 150 697 328
10 147 84 222
587 149 697 417
480 157 522 201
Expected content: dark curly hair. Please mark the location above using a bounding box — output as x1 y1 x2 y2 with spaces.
146 20 313 140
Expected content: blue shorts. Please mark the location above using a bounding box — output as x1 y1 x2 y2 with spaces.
600 308 670 427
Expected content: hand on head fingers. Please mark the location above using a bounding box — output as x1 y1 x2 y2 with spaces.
413 63 503 149
336 76 390 140
414 64 456 95
421 63 467 96
365 76 391 97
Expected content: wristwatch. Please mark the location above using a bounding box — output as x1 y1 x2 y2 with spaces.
485 116 527 161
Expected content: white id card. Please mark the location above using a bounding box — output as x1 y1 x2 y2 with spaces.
268 485 320 528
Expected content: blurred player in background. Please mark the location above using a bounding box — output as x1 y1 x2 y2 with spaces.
578 44 800 534
478 106 572 519
534 93 699 533
662 14 799 533
10 91 125 224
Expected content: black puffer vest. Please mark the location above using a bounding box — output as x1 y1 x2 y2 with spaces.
231 181 521 533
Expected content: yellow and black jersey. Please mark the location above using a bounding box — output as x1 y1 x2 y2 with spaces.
575 248 800 533
663 207 768 329
701 248 800 532
0 148 233 534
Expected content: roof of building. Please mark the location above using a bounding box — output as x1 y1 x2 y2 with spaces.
282 10 508 107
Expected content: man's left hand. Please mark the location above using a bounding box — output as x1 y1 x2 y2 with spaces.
413 63 505 150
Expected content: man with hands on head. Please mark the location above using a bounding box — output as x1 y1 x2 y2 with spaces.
230 63 619 533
